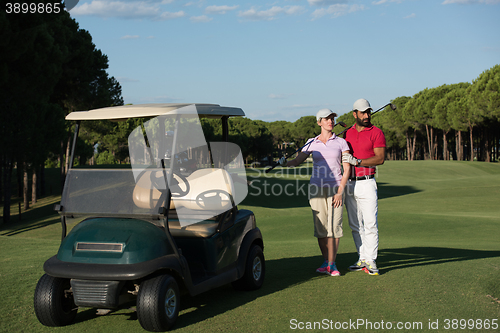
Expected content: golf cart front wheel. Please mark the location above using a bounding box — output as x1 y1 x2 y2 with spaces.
34 274 77 327
232 244 265 291
137 274 180 332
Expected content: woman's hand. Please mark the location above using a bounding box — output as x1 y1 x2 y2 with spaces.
333 193 343 208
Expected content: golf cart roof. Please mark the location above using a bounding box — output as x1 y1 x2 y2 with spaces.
66 103 245 121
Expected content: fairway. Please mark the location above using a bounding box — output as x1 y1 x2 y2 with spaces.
1 161 499 332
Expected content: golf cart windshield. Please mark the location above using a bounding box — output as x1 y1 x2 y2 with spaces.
61 105 248 227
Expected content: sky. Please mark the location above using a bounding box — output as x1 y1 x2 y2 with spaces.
67 0 500 122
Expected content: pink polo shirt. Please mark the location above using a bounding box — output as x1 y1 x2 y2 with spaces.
301 133 350 187
344 125 386 177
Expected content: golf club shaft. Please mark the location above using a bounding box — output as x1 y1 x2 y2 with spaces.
371 103 393 116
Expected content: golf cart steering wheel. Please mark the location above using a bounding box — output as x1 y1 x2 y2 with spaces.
147 170 190 198
195 190 232 210
169 171 190 197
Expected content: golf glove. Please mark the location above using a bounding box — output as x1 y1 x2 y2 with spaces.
278 156 287 166
342 153 358 166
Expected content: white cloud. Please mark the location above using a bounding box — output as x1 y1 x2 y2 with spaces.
308 0 347 6
72 0 185 20
238 5 305 21
120 35 140 39
442 0 500 3
269 94 287 99
205 5 238 14
159 10 185 20
404 13 416 18
372 0 403 4
285 5 306 14
116 77 140 82
190 15 212 22
311 4 365 19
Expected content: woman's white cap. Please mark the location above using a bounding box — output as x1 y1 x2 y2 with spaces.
316 109 337 121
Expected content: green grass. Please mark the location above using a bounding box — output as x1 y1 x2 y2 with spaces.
1 161 500 332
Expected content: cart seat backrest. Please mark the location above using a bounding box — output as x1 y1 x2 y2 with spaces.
132 168 234 212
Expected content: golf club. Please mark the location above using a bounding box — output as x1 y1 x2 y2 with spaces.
366 103 397 116
265 121 347 173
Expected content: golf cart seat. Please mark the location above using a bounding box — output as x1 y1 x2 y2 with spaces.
133 168 235 237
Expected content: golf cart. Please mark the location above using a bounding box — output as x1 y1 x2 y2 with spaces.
34 104 265 332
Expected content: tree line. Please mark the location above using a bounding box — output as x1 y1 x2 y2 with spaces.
1 1 123 224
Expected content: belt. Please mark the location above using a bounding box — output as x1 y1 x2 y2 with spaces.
349 174 375 181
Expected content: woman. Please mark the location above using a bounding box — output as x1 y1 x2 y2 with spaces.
279 109 350 276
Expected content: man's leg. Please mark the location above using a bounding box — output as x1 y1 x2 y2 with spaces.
345 181 364 258
355 179 379 262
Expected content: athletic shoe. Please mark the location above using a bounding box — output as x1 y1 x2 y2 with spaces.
327 263 340 276
363 261 379 275
348 260 365 271
316 260 328 273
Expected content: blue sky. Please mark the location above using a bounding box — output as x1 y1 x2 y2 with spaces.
69 0 500 122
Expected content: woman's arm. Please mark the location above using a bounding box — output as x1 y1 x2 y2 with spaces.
333 151 351 208
286 152 309 167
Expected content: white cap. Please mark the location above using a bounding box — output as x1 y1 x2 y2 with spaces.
353 99 372 112
316 109 337 121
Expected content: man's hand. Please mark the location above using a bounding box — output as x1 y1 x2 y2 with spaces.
342 153 357 166
278 156 287 166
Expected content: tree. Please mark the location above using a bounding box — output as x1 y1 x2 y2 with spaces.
0 2 123 224
469 65 500 161
373 96 411 160
446 83 472 161
228 118 273 164
0 4 69 220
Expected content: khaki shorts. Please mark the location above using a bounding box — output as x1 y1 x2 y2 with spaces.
308 185 344 238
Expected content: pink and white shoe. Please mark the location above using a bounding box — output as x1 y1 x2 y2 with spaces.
327 263 340 276
316 260 328 273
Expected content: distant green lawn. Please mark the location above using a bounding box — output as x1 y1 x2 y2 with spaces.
1 161 499 332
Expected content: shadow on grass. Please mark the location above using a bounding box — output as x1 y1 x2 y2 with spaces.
173 255 327 329
241 178 421 209
0 198 61 236
378 247 500 274
67 255 329 328
377 182 421 200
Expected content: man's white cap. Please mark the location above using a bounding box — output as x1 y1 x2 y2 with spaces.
316 108 337 121
353 99 372 112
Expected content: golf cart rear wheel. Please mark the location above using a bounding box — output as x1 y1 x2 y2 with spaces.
232 244 265 291
137 274 180 332
34 274 77 327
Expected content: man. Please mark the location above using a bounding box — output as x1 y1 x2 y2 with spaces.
342 98 386 275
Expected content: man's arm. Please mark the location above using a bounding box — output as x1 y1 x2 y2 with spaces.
358 147 385 166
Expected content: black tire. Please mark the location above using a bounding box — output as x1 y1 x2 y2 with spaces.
137 274 180 332
232 244 265 291
34 274 77 327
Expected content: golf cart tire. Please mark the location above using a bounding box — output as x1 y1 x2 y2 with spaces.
137 274 180 332
232 244 265 291
34 274 77 327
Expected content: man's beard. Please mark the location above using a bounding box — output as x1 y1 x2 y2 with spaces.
356 117 371 127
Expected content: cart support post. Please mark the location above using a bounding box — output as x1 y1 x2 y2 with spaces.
69 121 81 170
